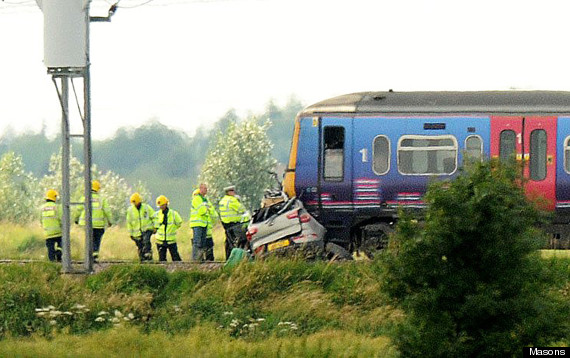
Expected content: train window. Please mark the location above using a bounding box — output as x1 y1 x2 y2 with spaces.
499 130 516 161
372 136 390 175
464 135 483 160
323 126 344 181
529 129 547 181
397 135 457 175
565 137 570 173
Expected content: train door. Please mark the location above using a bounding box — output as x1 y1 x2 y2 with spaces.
490 116 557 209
318 117 353 230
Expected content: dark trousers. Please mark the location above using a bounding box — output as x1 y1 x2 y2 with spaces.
93 228 105 260
223 222 245 260
157 242 181 262
132 230 153 262
192 226 214 262
46 237 62 262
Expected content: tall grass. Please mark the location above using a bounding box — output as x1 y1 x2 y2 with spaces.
0 222 228 261
0 326 398 358
0 255 567 356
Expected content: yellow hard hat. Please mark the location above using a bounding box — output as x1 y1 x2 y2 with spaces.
46 189 58 201
92 180 101 192
130 192 142 205
156 195 169 207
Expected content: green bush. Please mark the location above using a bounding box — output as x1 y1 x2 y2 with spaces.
381 160 568 357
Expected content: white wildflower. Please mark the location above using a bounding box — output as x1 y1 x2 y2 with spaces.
49 311 62 318
95 317 105 322
114 310 123 318
223 311 233 316
127 313 135 320
63 312 73 316
229 319 239 328
111 317 120 323
256 318 265 322
97 311 108 316
49 320 57 326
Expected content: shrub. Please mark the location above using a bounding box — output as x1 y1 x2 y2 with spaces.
382 160 567 357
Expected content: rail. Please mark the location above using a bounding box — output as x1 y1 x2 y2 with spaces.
0 259 225 274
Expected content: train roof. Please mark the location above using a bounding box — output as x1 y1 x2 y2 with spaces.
300 91 570 116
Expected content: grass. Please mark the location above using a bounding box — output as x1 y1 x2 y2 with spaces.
0 326 397 358
0 253 566 356
0 223 568 356
0 221 228 261
541 249 570 259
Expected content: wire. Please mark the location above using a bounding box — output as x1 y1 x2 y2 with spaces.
1 0 36 4
0 0 260 15
71 78 86 122
116 0 154 8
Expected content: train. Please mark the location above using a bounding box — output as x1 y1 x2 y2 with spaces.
282 90 570 254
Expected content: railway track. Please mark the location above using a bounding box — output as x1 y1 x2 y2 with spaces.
0 259 225 274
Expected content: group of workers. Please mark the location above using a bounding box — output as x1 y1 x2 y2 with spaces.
40 180 249 263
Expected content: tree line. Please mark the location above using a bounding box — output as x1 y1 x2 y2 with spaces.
0 97 304 220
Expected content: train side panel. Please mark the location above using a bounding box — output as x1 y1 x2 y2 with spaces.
556 116 570 222
293 115 491 246
352 116 490 220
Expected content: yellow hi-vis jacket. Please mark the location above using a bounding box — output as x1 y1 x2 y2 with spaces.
153 208 182 244
218 195 247 224
190 193 212 228
41 201 62 239
76 192 113 229
206 204 218 237
126 203 155 238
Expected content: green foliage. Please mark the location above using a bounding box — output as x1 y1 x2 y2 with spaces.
0 152 40 222
0 326 397 358
0 126 60 175
0 255 566 355
16 234 44 254
0 100 304 218
200 117 277 210
381 160 568 357
39 152 151 224
86 265 170 294
0 259 399 341
265 96 304 164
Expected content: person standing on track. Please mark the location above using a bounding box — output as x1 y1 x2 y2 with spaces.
126 192 155 262
190 183 214 262
41 189 63 262
153 195 182 262
75 180 113 262
218 185 249 260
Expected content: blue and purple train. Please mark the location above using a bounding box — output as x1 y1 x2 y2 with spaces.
282 91 570 252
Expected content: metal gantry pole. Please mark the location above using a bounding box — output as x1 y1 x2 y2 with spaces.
83 1 93 273
60 77 72 273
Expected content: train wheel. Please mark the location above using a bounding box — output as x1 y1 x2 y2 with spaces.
325 242 353 261
361 223 393 259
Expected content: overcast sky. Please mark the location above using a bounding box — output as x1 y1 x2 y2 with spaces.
1 0 570 139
